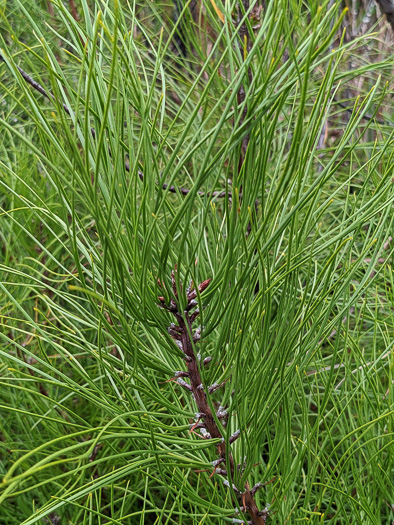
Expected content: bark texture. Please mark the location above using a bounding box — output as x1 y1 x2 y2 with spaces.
376 0 394 28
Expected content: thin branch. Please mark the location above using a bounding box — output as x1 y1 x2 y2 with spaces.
335 98 387 126
69 0 80 22
334 350 391 390
236 0 253 175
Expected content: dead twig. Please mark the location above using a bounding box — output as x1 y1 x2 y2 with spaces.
375 0 394 29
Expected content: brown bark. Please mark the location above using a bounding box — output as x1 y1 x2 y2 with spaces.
376 0 394 29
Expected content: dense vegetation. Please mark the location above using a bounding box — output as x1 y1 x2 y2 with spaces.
0 1 393 523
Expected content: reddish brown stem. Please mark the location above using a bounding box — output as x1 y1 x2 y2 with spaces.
160 274 267 525
69 0 80 22
236 0 253 175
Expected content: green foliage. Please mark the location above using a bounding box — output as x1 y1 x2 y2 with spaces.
0 0 393 523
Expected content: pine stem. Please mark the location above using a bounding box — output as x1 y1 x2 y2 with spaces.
159 274 268 524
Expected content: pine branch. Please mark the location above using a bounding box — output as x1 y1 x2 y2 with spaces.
0 52 232 200
159 271 268 525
